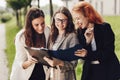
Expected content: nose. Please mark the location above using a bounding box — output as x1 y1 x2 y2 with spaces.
38 25 43 30
59 21 64 24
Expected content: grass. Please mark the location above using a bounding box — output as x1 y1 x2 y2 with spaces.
5 16 120 80
5 17 21 76
104 16 120 60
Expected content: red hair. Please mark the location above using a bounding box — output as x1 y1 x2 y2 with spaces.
72 1 104 24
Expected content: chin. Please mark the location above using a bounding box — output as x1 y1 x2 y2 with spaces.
38 32 43 34
81 26 86 29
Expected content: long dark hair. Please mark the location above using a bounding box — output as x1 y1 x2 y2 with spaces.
48 6 75 46
24 7 46 47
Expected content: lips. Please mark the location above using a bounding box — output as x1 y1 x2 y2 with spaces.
78 23 83 28
37 31 44 34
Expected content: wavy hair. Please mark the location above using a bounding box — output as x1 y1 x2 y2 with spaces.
24 7 45 47
72 1 104 24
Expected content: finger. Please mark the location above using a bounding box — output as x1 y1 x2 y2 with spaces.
75 50 85 54
76 49 85 52
75 53 86 57
75 51 82 54
75 53 82 57
29 59 38 63
31 57 38 62
43 56 50 61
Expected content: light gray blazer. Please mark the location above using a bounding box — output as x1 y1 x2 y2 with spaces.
10 26 50 80
46 32 79 80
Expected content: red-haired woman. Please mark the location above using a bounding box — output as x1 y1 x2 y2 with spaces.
72 1 120 80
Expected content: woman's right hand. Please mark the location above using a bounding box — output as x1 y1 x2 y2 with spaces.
28 56 38 64
43 57 64 67
22 56 38 69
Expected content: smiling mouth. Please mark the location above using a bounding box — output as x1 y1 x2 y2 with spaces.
79 23 82 26
78 23 82 27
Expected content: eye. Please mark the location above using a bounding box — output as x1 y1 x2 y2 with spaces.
55 18 68 23
76 17 80 20
41 22 45 27
34 24 39 27
55 18 61 22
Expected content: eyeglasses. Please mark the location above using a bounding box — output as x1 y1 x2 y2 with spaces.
55 18 68 23
73 17 81 23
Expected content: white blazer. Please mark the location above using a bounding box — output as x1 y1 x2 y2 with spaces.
10 26 50 80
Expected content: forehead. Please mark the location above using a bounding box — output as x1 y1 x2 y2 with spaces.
72 11 83 18
55 13 67 19
32 17 44 23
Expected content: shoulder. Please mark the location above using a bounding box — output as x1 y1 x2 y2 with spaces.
44 26 50 39
95 22 112 31
96 22 111 28
66 32 78 40
95 22 114 36
15 29 25 44
101 22 113 32
44 26 50 35
68 32 77 37
16 29 25 39
44 26 50 32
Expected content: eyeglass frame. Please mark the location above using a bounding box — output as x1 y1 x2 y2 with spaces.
55 18 68 23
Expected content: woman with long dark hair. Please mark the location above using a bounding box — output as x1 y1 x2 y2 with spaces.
10 7 50 80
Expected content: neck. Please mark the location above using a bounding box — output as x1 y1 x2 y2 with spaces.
59 30 65 35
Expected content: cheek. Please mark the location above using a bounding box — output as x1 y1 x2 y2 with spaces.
64 24 67 29
83 20 88 27
76 20 82 26
55 22 58 27
32 26 37 31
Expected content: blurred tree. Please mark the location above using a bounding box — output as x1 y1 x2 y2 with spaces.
22 0 32 24
38 0 40 8
6 0 32 27
49 0 53 21
7 0 24 27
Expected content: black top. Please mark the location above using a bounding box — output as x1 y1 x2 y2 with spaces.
29 63 45 80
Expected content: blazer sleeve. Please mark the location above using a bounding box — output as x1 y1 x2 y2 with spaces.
49 44 83 61
14 30 28 68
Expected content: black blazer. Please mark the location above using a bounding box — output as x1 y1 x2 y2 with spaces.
81 22 120 80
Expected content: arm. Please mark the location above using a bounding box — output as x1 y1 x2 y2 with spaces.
45 33 85 71
14 31 37 69
49 44 84 61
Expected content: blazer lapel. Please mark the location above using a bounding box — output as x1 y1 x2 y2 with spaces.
55 36 66 50
94 24 103 49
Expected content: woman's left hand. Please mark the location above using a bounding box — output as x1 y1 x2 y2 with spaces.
43 57 64 67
